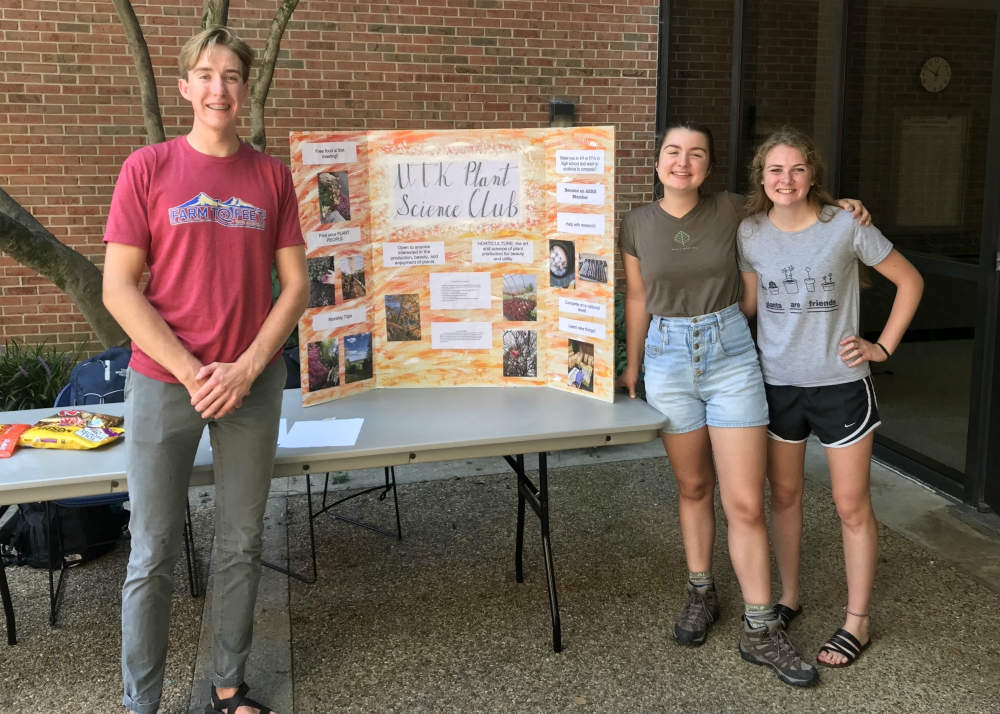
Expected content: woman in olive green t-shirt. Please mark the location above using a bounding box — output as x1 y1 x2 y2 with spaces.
618 121 869 686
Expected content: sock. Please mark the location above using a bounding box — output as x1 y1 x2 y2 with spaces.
744 602 776 630
688 571 713 592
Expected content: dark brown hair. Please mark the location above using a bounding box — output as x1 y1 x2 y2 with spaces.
654 120 717 173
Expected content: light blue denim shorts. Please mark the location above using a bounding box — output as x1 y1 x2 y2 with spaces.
643 303 769 434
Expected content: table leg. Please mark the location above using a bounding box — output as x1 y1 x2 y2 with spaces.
515 454 525 583
1 557 14 645
537 452 562 653
505 452 562 653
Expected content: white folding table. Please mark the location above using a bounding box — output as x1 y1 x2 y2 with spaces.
0 387 666 651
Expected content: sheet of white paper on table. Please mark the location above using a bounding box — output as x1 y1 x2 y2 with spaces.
278 418 364 448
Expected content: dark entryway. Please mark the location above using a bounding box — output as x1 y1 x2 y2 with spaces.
659 0 1000 507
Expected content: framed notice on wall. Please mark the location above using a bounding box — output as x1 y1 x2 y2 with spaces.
290 127 616 405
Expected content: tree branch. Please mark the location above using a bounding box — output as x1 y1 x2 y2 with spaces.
250 0 299 153
111 0 165 145
201 0 230 29
0 188 129 348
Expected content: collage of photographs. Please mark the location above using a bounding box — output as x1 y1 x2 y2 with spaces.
290 128 616 405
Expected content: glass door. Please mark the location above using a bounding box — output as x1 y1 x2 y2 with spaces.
840 0 997 498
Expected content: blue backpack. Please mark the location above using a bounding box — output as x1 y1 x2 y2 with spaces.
67 347 131 406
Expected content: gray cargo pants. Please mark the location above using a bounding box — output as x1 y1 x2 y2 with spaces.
121 359 285 714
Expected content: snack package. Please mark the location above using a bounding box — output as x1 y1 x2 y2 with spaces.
0 424 31 458
19 410 125 450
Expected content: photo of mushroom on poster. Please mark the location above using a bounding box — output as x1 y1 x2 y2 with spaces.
290 126 616 404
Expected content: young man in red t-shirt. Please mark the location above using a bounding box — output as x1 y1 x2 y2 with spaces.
103 27 308 714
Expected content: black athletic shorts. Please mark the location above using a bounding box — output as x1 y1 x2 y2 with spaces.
764 376 880 449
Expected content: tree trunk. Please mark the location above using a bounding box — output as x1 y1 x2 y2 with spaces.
250 0 299 153
111 0 165 146
201 0 230 29
0 188 129 348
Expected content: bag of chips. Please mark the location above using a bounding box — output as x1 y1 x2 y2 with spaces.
0 424 31 458
19 410 125 450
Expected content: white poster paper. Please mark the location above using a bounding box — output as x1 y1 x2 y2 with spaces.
559 297 607 319
312 307 367 332
383 242 446 267
555 150 605 175
430 272 492 310
278 419 364 448
556 182 605 206
301 142 358 165
392 159 521 222
306 226 362 252
557 212 605 235
431 322 493 350
472 239 533 263
559 317 606 341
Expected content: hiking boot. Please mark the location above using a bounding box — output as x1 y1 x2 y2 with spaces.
738 616 819 687
673 582 719 646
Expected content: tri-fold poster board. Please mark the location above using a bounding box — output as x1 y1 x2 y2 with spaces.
289 127 616 405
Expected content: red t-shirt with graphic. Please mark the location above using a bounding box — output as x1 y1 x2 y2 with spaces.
104 136 304 383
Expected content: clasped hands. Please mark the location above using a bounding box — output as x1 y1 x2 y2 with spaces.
185 360 256 419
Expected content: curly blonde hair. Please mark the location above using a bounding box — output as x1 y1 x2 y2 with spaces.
743 126 837 221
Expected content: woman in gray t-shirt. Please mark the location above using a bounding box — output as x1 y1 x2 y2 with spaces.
618 121 869 686
738 127 922 668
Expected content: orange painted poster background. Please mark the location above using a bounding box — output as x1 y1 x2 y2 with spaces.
290 127 615 405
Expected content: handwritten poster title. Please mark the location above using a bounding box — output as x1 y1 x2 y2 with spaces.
393 160 521 222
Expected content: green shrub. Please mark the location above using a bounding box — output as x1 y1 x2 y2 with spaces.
0 339 83 411
614 292 627 378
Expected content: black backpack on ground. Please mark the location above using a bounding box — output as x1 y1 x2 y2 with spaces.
0 502 128 569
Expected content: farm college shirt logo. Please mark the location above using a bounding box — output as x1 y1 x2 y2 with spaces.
169 193 266 230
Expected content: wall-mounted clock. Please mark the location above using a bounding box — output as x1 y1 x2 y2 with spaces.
920 56 951 93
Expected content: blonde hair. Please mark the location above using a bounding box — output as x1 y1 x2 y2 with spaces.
743 126 836 220
178 27 254 83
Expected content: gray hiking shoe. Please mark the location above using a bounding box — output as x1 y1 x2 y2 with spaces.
673 583 719 646
738 616 819 687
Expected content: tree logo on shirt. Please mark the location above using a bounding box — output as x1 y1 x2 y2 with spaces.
168 193 266 230
674 230 691 247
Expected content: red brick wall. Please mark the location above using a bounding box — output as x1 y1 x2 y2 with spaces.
0 0 660 349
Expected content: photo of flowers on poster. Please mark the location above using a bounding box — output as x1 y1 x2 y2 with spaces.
503 329 537 377
318 170 351 223
307 257 337 308
502 274 537 321
307 339 340 392
344 332 373 383
339 254 366 300
384 294 421 341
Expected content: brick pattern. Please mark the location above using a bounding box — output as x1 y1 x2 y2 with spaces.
0 0 659 348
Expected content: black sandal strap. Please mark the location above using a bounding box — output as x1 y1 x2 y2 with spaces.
773 603 802 627
819 628 862 661
208 683 274 714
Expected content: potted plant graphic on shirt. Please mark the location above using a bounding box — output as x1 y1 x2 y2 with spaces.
822 273 836 291
804 267 816 292
782 265 799 294
767 280 780 295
